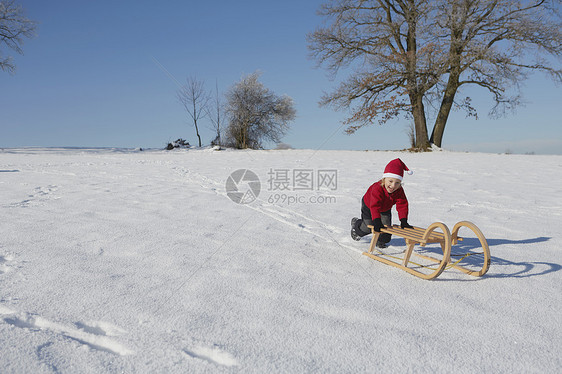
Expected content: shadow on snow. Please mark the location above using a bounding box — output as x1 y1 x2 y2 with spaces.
387 236 559 280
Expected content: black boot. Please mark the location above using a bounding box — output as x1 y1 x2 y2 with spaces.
376 241 387 249
350 217 361 241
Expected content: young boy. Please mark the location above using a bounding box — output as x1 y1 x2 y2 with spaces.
351 158 413 248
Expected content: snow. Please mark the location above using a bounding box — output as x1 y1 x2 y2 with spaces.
1 147 561 373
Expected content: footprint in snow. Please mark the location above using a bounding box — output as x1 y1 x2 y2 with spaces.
36 342 60 373
75 320 129 337
7 185 59 208
183 344 239 367
33 185 58 196
0 254 15 274
0 308 134 356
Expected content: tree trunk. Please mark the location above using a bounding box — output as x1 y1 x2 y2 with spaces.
404 6 429 150
194 120 202 147
239 125 247 149
430 72 460 147
410 93 430 149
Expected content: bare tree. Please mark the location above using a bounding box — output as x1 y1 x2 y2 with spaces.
224 72 296 149
308 0 562 149
0 0 36 74
430 0 562 146
177 77 210 147
206 79 223 148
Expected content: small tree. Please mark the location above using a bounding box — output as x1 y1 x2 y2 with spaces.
206 79 223 148
177 77 210 147
224 72 296 149
0 0 36 74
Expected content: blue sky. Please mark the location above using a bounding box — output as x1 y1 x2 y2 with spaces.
1 0 561 154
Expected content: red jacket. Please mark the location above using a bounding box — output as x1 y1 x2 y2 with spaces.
363 180 409 220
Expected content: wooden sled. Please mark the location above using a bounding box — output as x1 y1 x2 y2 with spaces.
363 221 490 280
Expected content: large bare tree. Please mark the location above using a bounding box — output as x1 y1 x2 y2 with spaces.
308 0 562 149
224 72 296 149
0 0 36 74
177 77 210 147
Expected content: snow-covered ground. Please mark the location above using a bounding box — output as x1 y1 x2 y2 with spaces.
1 147 560 373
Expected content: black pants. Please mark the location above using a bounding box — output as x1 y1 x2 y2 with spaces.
354 198 392 243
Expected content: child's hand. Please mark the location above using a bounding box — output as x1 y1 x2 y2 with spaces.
400 218 413 229
374 218 384 232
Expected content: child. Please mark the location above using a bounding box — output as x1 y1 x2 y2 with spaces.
351 158 413 248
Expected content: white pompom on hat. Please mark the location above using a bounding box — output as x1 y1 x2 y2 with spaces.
382 158 413 181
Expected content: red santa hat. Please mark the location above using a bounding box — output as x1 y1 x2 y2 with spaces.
382 158 413 181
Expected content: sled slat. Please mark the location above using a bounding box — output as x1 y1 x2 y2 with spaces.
368 225 446 244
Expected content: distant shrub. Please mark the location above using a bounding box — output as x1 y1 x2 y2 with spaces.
210 135 223 150
166 139 190 150
275 143 293 150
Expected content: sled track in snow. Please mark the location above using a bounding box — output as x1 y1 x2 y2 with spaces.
170 166 364 255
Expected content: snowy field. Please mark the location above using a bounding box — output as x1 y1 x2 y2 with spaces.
0 147 560 373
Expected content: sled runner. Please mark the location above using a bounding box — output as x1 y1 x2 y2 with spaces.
364 221 490 280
